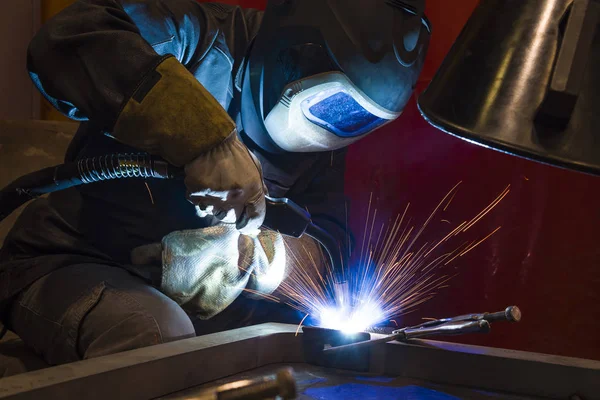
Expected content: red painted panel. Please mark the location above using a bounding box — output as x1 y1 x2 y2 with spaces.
201 0 600 360
345 89 600 361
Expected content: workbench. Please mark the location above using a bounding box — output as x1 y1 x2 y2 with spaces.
0 323 597 399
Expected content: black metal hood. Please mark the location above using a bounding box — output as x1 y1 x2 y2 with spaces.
419 0 600 176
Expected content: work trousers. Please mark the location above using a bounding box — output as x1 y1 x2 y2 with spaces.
7 264 196 367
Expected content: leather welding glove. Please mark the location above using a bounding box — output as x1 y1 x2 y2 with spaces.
154 226 287 320
111 56 265 233
184 135 267 235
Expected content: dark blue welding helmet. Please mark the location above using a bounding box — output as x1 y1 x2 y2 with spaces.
241 0 431 153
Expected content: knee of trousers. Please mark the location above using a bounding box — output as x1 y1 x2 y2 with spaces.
9 266 195 365
78 282 196 360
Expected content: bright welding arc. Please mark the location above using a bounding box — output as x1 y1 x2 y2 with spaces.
275 184 510 333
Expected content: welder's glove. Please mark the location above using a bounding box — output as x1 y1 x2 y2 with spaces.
111 56 265 233
185 135 267 235
157 226 286 319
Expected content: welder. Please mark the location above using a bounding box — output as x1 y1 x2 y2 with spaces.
0 0 430 367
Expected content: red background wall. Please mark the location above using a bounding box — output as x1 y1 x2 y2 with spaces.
212 0 600 360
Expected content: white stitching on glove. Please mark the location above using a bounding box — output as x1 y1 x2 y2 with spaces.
184 134 266 235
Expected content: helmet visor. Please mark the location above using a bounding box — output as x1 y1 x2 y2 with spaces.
264 72 400 152
301 88 389 138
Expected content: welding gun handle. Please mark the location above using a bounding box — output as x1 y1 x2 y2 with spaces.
401 320 491 340
263 196 311 238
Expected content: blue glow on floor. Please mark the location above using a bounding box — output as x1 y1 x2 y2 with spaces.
304 384 461 399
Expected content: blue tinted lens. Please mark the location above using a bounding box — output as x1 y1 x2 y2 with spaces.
301 90 387 138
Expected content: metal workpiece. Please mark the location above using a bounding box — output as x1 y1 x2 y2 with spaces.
1 323 599 400
302 326 372 371
188 368 296 400
321 306 520 355
302 326 371 348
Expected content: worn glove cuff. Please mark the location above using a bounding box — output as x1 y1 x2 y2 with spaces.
112 56 236 166
243 230 287 298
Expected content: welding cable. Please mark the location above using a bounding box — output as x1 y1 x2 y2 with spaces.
0 154 181 223
0 154 348 287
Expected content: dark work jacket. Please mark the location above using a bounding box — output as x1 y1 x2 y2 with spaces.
0 0 350 318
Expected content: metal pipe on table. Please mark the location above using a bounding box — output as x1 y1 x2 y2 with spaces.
194 368 297 400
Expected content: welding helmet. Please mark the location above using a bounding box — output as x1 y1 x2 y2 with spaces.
241 0 431 153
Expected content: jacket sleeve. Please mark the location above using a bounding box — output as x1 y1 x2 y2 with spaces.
28 0 206 129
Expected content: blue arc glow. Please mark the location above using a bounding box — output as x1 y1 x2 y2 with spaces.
317 301 384 334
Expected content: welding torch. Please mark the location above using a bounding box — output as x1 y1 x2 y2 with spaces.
262 197 349 303
322 306 522 355
0 153 348 295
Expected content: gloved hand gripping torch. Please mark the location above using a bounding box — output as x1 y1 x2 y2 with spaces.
0 153 348 297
